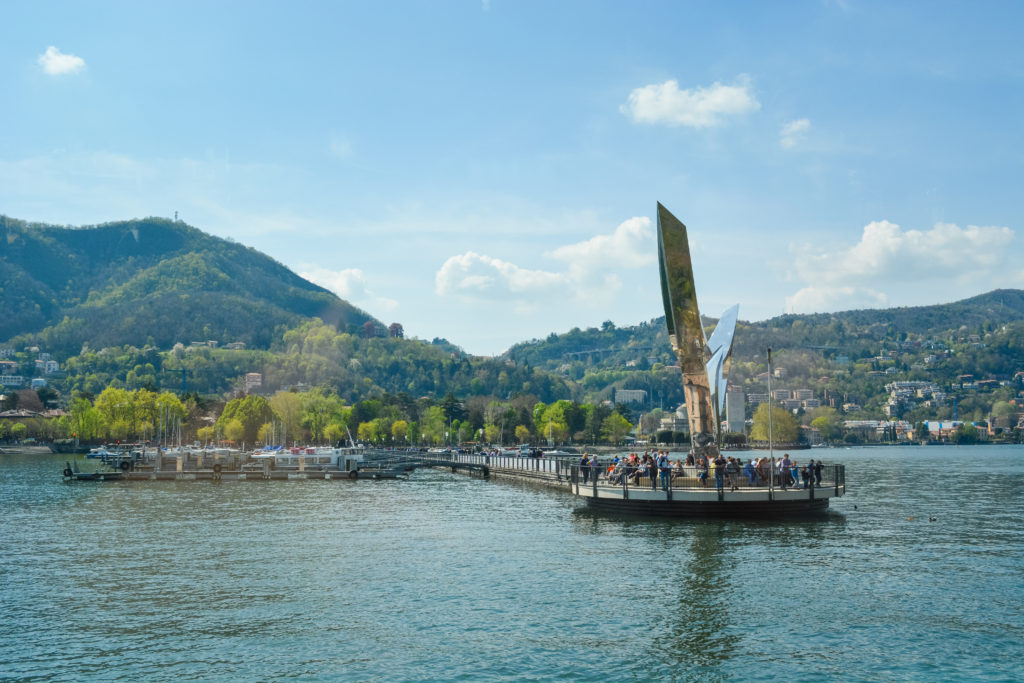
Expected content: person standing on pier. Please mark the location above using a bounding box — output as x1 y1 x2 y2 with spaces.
714 453 726 490
580 453 590 484
589 454 600 483
657 451 670 491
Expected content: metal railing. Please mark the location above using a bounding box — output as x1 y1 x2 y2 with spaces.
444 453 844 496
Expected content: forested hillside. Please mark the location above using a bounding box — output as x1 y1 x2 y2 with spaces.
4 212 1023 433
0 215 376 354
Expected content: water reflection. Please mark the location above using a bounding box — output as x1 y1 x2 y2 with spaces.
660 522 732 674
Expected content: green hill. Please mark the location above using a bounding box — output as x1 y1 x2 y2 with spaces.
508 290 1024 372
0 215 377 354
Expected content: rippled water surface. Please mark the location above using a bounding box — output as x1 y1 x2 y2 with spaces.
2 447 1022 681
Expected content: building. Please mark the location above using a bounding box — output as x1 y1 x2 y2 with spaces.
0 376 25 387
725 390 745 434
34 360 60 374
614 389 647 405
245 373 263 393
361 321 389 338
924 420 963 440
659 404 689 432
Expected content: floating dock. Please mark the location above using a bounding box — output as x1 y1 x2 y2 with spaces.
446 453 845 517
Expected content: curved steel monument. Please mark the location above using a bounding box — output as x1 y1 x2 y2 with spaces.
558 203 845 516
658 202 738 459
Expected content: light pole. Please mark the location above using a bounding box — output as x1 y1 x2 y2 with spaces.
768 347 774 496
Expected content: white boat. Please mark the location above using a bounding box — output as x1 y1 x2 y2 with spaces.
250 446 363 472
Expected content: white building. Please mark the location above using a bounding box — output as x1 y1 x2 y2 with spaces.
614 389 647 405
725 391 745 434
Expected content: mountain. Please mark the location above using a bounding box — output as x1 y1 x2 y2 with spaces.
0 215 377 355
507 290 1024 372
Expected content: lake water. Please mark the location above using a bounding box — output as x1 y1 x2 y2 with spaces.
1 446 1021 681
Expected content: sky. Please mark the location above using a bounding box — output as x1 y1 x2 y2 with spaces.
2 1 1022 356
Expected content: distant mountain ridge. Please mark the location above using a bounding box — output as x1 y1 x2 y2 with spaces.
508 289 1024 372
0 215 377 355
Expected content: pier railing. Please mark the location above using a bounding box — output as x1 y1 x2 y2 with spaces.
566 462 845 495
445 453 844 495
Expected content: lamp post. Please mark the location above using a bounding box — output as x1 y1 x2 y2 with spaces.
768 347 774 496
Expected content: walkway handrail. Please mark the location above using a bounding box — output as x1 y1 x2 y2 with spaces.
438 452 845 494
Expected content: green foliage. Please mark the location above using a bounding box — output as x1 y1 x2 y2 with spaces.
218 395 272 445
0 215 376 356
808 407 843 443
10 422 27 440
600 413 632 444
8 212 1024 435
750 403 800 443
951 422 979 444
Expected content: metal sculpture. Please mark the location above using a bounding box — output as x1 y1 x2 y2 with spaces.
657 203 738 458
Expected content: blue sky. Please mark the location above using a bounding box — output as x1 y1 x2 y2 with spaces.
2 1 1022 355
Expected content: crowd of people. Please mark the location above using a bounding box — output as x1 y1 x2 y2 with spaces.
577 450 825 491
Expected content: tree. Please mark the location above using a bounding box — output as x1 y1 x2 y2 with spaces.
991 401 1015 418
94 387 133 438
357 421 381 444
219 395 273 446
440 392 466 422
223 418 245 444
484 424 501 443
36 386 58 408
601 413 633 444
809 407 843 443
1 391 17 411
914 422 929 442
951 422 978 444
68 397 105 441
514 424 531 443
420 406 446 444
10 422 27 442
301 389 342 444
391 420 409 444
269 391 303 446
750 403 799 442
324 423 344 444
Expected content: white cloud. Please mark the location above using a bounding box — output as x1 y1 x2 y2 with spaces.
779 118 810 149
621 76 760 128
785 220 1015 313
299 265 398 312
38 46 85 76
435 217 655 306
786 285 888 313
435 252 568 299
